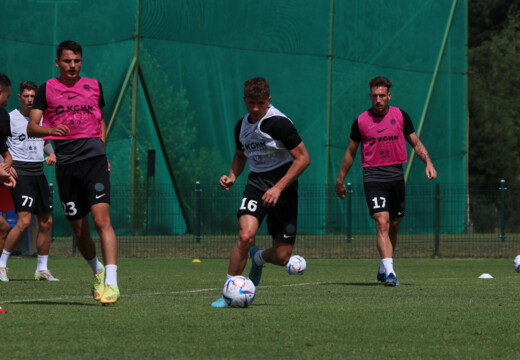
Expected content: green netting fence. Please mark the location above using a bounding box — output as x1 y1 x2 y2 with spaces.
0 0 470 257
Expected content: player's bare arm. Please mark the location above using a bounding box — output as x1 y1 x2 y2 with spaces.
27 108 70 138
335 138 360 199
406 132 437 180
0 156 16 188
100 109 111 172
220 149 247 190
101 109 107 143
262 141 310 207
1 150 13 168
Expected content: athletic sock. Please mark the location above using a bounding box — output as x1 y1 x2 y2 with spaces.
36 254 48 272
378 260 385 274
0 250 11 268
226 274 233 281
254 250 266 266
105 264 118 287
86 255 104 274
382 258 395 277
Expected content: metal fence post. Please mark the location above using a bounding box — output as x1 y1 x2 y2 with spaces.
346 182 353 243
434 183 441 258
195 181 201 243
500 179 506 242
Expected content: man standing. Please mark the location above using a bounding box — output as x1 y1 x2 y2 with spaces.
0 81 58 282
335 76 437 286
27 41 119 305
212 77 310 307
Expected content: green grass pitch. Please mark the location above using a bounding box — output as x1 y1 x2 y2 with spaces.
1 257 519 359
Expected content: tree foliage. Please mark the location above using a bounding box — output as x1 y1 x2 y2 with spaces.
468 1 520 232
468 1 520 183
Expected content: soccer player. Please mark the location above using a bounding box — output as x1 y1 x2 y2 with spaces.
0 81 59 282
335 76 437 286
27 40 120 305
211 77 310 307
0 73 17 268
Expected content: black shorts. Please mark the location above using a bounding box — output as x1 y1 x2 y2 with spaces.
363 180 405 219
56 155 111 220
10 174 52 215
237 184 298 244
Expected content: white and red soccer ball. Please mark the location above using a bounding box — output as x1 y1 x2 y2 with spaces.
222 276 256 308
514 255 520 273
286 255 307 275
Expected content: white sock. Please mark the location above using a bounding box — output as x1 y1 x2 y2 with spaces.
0 250 11 268
254 250 266 266
105 264 118 287
226 274 233 280
86 255 104 274
378 260 385 274
382 258 395 276
36 255 48 272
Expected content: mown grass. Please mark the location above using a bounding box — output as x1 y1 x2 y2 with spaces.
1 257 519 359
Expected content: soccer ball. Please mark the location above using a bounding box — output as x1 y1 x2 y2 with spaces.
286 255 307 275
514 255 520 273
222 276 256 308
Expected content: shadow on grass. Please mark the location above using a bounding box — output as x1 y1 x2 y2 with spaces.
323 282 411 286
14 300 98 306
7 279 59 282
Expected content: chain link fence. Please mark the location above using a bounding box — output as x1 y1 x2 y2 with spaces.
46 180 520 259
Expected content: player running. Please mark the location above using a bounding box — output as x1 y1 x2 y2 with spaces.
212 77 310 307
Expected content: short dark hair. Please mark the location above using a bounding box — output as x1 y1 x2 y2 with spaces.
244 77 270 98
0 73 11 89
57 40 82 59
369 76 392 90
20 81 38 93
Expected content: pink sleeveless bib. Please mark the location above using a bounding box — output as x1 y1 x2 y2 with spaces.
358 106 408 167
43 77 102 140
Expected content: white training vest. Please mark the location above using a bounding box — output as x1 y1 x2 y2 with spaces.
239 105 294 173
8 109 45 162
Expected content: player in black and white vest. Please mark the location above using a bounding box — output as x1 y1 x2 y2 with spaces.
0 81 59 282
211 77 310 307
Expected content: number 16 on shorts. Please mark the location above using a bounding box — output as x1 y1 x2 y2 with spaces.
240 198 258 212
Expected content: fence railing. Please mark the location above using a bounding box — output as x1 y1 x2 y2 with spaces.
48 180 520 259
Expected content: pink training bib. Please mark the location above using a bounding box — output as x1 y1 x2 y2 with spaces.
43 77 102 140
357 106 408 167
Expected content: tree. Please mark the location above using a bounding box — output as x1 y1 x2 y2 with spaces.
468 3 520 183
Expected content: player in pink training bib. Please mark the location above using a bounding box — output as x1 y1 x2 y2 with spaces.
27 40 120 305
335 76 437 287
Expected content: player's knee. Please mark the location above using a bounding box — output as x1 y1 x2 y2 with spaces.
279 255 291 266
389 218 402 233
273 248 292 266
39 218 53 233
92 215 112 233
375 222 389 234
390 222 401 234
16 217 32 231
238 229 255 245
0 218 10 234
373 214 389 228
72 224 90 242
